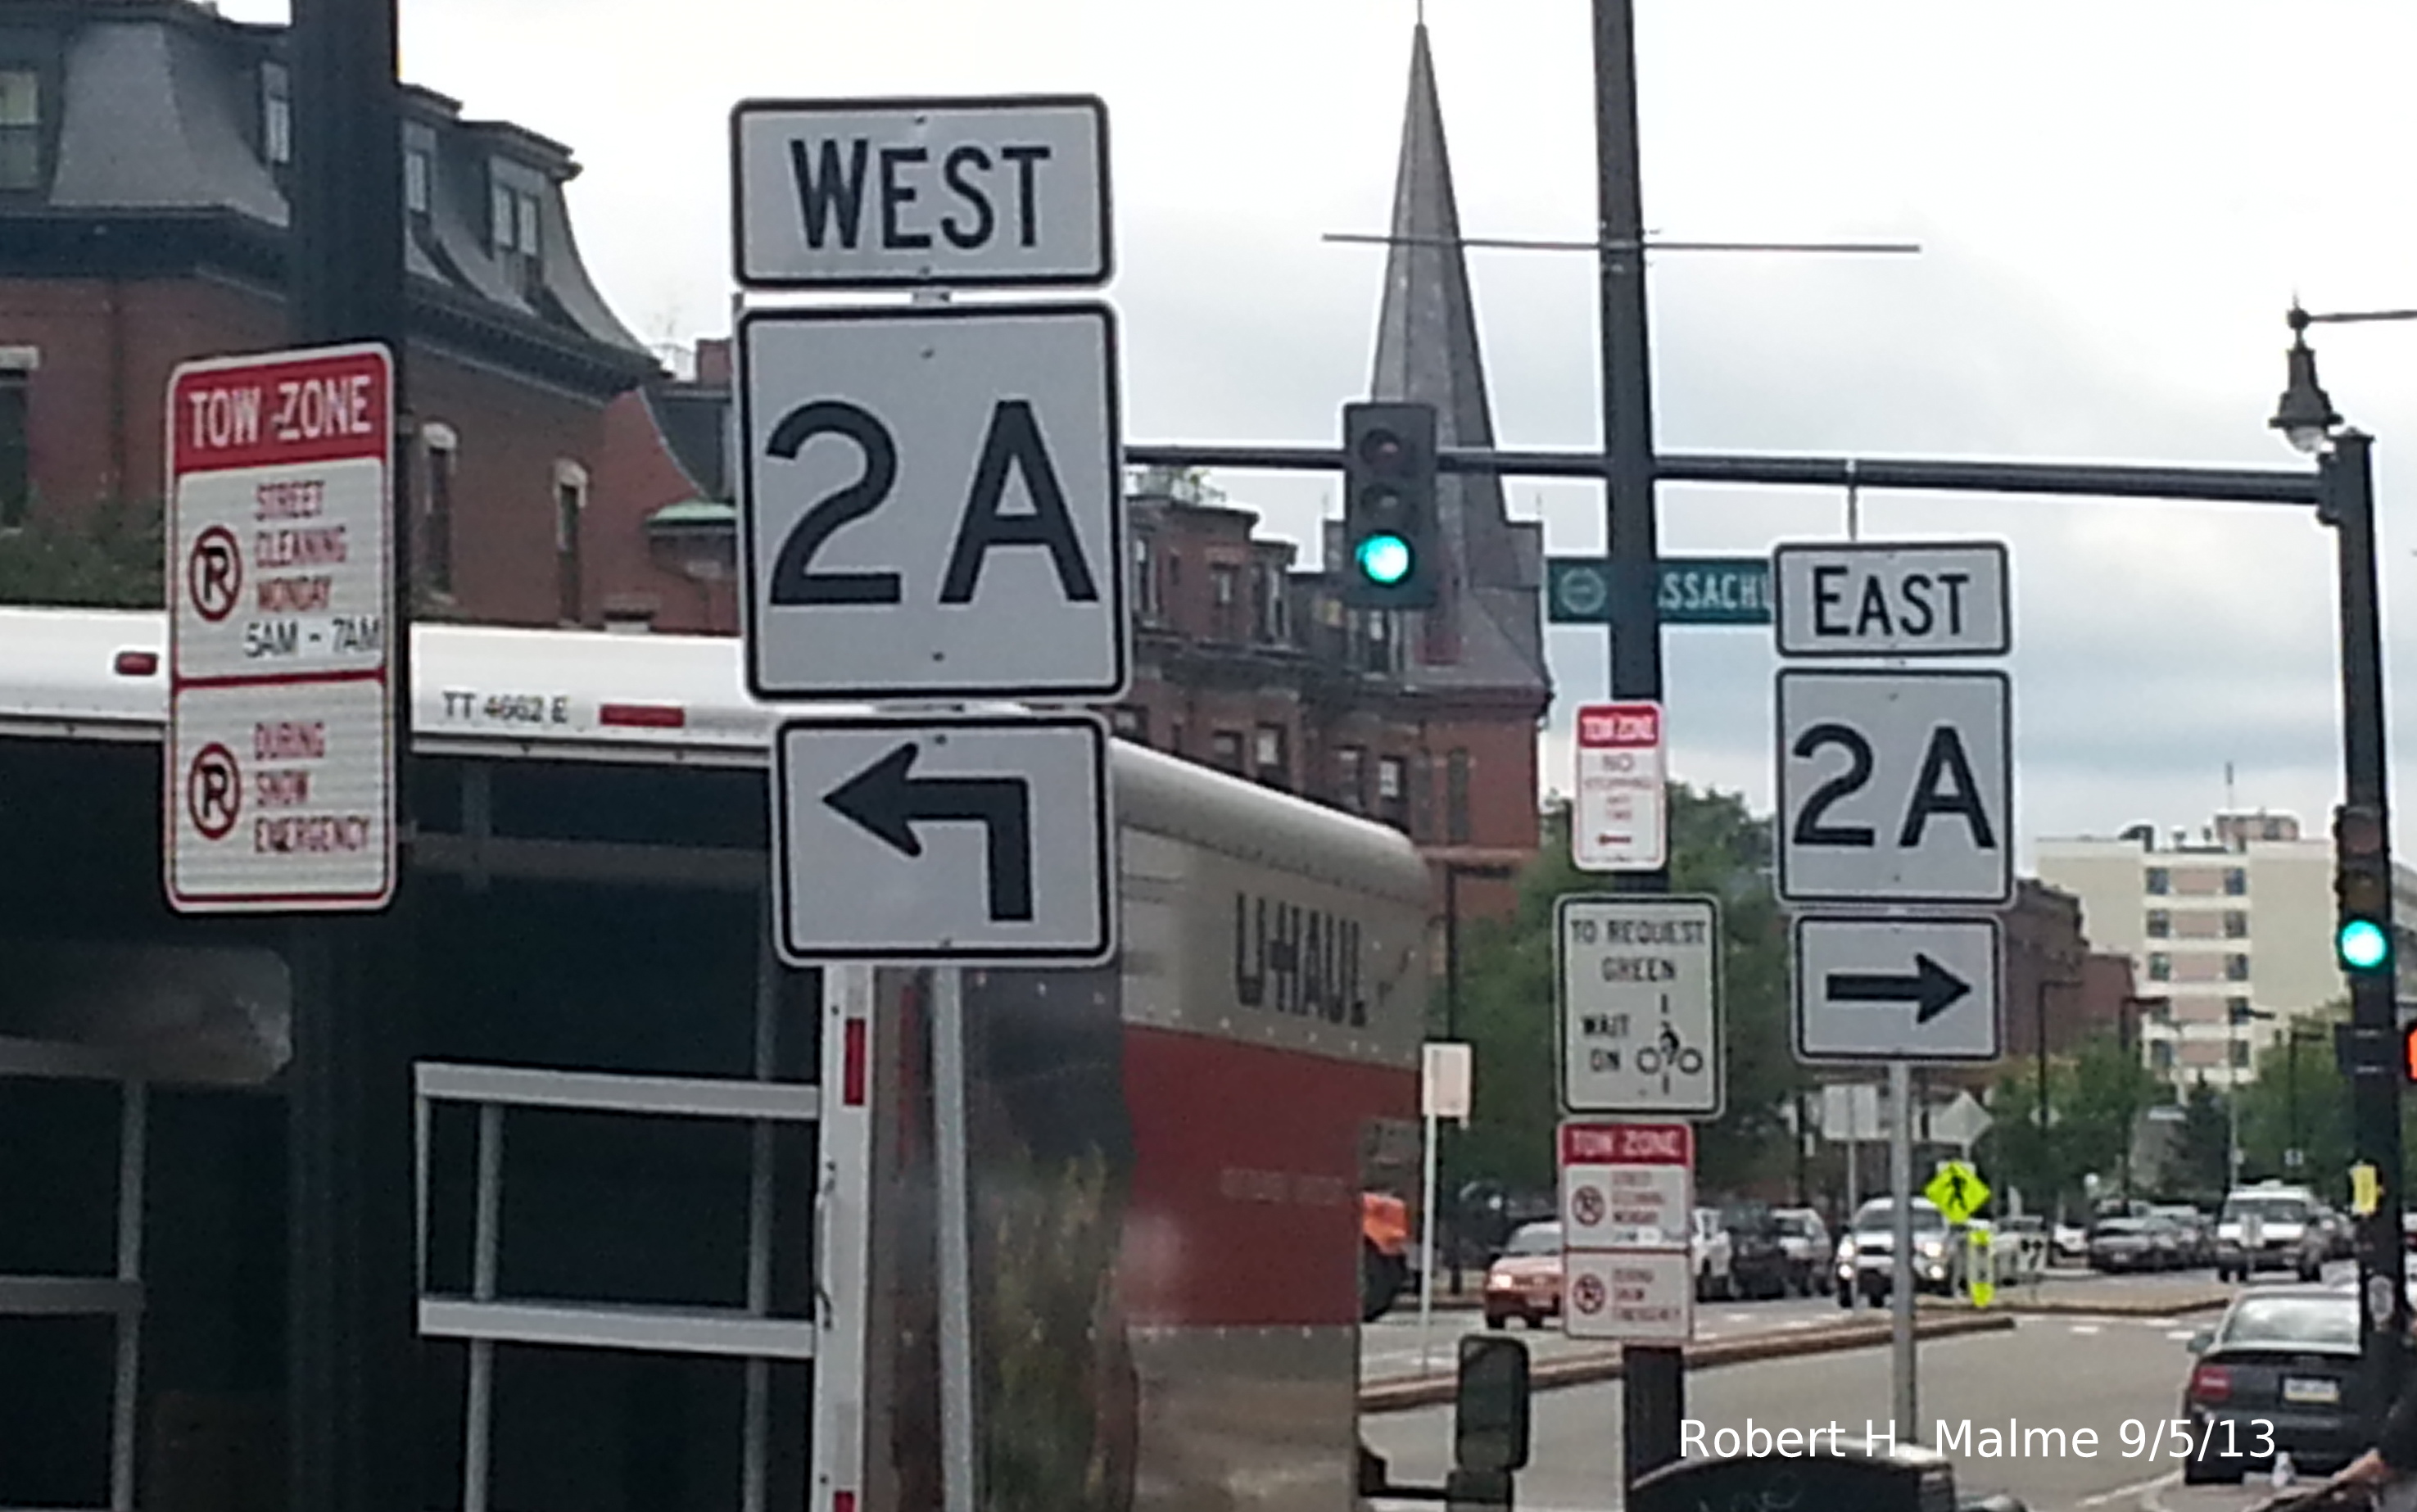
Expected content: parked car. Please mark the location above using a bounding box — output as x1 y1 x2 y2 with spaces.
1772 1207 1833 1296
1834 1196 1957 1306
2179 1284 2365 1483
1691 1207 1735 1301
2052 1220 2089 1265
2315 1204 2356 1261
1721 1205 1792 1300
2148 1204 2214 1267
2087 1217 2170 1274
2214 1184 2328 1283
1482 1220 1563 1330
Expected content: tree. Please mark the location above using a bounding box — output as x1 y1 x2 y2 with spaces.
2236 1003 2353 1199
2168 1080 2232 1206
1448 783 1799 1196
0 498 164 609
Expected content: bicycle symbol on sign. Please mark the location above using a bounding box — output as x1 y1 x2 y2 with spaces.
1632 1002 1704 1091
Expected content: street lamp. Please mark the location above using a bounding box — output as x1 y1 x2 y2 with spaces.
2227 1003 2277 1188
2119 994 2171 1202
2269 302 2409 1396
1440 858 1516 1295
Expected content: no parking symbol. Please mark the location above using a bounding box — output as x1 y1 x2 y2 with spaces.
1571 1272 1608 1316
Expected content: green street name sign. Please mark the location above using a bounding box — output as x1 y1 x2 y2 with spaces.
1546 555 1772 627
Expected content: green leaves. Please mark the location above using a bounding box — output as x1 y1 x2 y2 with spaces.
1447 784 1800 1195
0 497 164 609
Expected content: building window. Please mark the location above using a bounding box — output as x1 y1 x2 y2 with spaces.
1336 747 1366 813
554 461 587 625
1210 730 1244 773
1132 535 1157 622
1259 564 1289 642
1446 749 1472 844
1166 719 1186 758
420 423 457 596
2145 867 2170 895
2229 1039 2252 1070
1378 755 1407 831
1211 563 1241 640
2224 867 2248 896
1411 752 1435 841
260 63 292 166
2225 953 2250 982
405 144 433 215
2223 910 2248 939
2146 909 2170 939
0 68 40 191
2147 953 2171 982
1253 725 1288 789
0 360 27 528
2225 995 2251 1021
1110 704 1148 743
2150 1040 2175 1073
491 173 543 258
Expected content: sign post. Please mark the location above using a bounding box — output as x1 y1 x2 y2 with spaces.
1420 1043 1473 1376
731 92 1124 1512
1772 535 2015 1449
165 342 397 913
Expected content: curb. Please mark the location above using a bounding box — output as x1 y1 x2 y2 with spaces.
1917 1291 2233 1319
1358 1311 2016 1415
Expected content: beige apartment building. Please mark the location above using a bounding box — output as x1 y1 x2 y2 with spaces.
2037 811 2417 1088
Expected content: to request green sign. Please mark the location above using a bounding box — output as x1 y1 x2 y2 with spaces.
1546 555 1772 627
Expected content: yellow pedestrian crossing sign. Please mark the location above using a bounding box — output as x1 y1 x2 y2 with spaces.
1925 1160 1989 1223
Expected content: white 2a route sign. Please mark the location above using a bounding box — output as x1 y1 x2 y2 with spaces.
737 304 1128 704
1776 668 2012 907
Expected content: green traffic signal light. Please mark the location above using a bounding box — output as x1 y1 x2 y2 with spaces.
1356 532 1414 586
2339 917 2391 972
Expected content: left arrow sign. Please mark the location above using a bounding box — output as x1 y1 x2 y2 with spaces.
823 741 1035 921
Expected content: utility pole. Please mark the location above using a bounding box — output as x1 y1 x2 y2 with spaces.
287 4 418 1512
2322 432 2409 1403
1588 0 1679 1487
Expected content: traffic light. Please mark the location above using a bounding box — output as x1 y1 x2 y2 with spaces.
2333 802 2393 976
1340 401 1438 609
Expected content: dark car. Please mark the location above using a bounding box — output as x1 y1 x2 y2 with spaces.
2180 1285 2364 1483
2087 1217 2166 1273
1722 1205 1792 1301
2149 1205 2213 1267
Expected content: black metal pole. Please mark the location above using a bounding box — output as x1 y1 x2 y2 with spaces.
2288 1030 2302 1170
2328 432 2408 1409
1444 863 1463 1297
1588 0 1680 1487
2035 979 2050 1153
288 4 416 1512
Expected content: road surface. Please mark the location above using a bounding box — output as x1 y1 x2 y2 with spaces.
1365 1279 2361 1512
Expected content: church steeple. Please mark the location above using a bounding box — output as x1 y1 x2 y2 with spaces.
1362 24 1548 693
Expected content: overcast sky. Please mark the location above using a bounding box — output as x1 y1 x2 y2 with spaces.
225 0 2417 862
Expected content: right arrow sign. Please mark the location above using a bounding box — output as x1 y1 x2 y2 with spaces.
1794 915 2003 1062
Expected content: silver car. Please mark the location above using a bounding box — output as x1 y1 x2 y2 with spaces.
2213 1185 2326 1283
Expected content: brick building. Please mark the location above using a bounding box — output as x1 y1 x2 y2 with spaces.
0 0 716 629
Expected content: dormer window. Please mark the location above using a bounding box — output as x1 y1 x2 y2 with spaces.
0 68 43 191
489 175 541 260
260 63 292 167
405 145 432 215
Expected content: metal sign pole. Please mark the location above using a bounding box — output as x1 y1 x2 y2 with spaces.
1890 1062 1917 1442
1419 1105 1441 1378
931 967 978 1512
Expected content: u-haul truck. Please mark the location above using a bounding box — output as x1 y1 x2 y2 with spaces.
0 606 1515 1512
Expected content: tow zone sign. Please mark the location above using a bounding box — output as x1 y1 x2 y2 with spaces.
1559 1120 1694 1344
165 343 396 912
